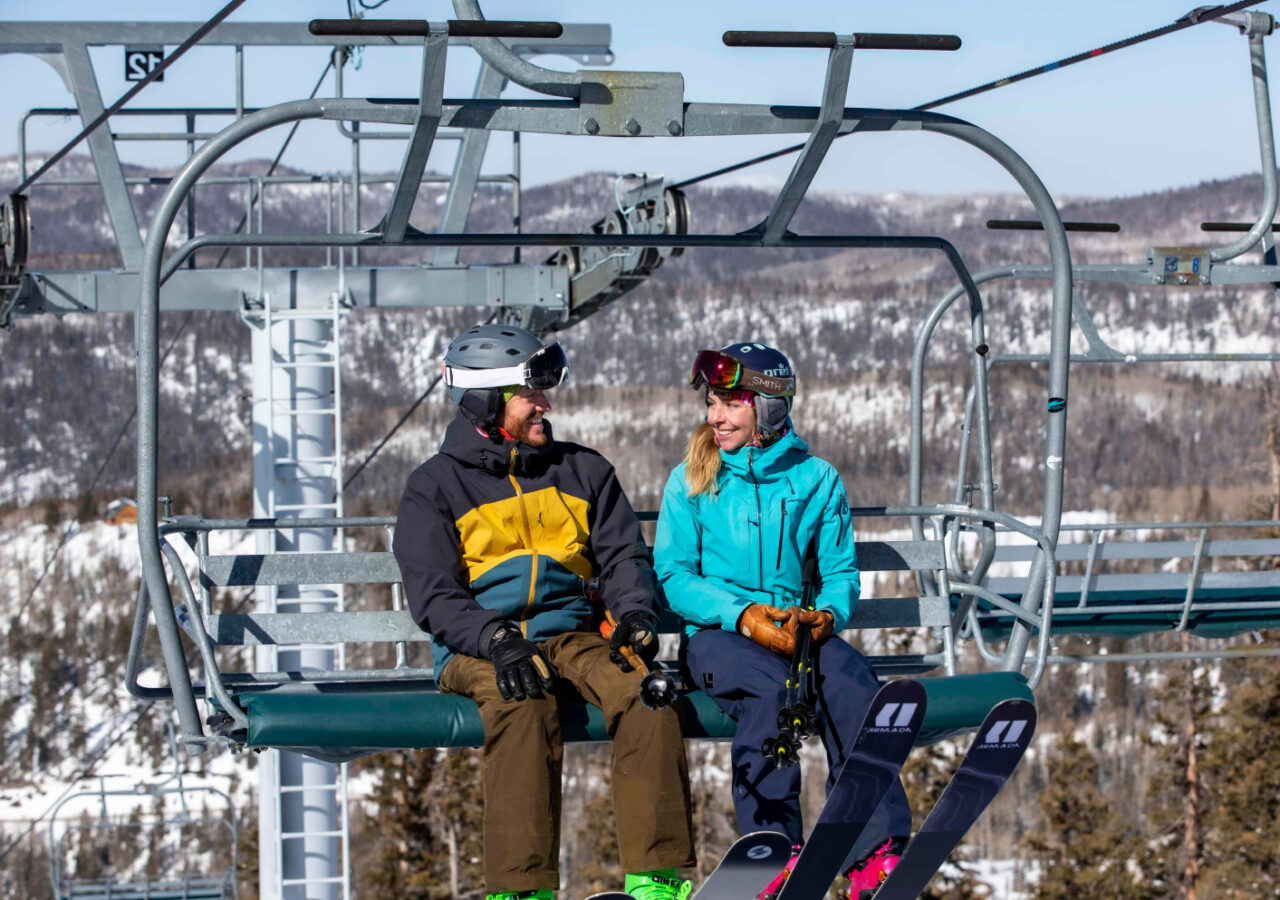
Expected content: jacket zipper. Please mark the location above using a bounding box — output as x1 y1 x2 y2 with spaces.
776 498 787 568
748 450 763 590
508 447 539 637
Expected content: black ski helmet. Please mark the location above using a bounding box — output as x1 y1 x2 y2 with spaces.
718 342 795 435
442 324 567 430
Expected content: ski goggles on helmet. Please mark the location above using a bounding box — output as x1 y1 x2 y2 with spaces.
444 342 568 392
689 349 795 398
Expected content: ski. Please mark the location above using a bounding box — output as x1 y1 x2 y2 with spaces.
583 894 632 900
871 697 1037 900
688 830 796 900
775 678 927 900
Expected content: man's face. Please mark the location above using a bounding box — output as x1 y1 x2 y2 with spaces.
501 386 553 447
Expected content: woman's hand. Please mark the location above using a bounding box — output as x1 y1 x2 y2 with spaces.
794 608 835 644
737 604 798 656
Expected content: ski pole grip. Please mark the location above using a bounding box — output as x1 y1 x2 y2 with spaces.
617 643 649 675
308 19 563 39
603 610 651 676
722 31 960 51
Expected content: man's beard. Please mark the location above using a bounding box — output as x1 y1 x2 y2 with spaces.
504 414 550 447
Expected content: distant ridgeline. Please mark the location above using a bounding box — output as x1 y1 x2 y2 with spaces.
0 155 1273 519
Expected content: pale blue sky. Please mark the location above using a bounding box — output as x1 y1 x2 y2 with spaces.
3 1 1279 198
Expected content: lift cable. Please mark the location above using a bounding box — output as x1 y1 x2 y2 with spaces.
671 0 1265 191
347 0 396 13
15 54 340 623
12 0 248 196
13 315 196 624
343 311 499 491
343 374 443 490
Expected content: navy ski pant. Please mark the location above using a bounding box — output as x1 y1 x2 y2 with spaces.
686 628 912 866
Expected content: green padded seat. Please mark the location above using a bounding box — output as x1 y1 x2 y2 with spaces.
241 672 1032 761
912 671 1033 744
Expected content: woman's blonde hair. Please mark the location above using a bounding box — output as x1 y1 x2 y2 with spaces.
683 423 721 497
684 399 764 495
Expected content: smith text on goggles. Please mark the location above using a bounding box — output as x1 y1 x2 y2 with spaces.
689 350 795 397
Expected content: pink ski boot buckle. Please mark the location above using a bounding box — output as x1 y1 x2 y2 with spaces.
756 843 803 900
843 837 904 899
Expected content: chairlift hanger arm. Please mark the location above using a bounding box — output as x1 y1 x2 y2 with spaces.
721 28 960 241
380 25 447 242
751 35 854 242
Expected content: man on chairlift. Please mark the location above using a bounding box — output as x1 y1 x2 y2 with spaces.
393 323 696 900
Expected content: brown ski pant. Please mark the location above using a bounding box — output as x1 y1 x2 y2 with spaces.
438 631 696 892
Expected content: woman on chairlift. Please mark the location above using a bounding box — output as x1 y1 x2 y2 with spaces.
654 342 911 900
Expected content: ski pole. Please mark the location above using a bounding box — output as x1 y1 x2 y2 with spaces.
601 611 679 710
762 546 820 766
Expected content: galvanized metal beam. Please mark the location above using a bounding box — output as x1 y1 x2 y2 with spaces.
759 36 853 244
0 21 611 54
432 61 507 266
380 27 448 242
61 43 144 269
11 264 569 317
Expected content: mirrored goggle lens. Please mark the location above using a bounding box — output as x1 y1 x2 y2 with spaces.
524 342 568 390
689 350 742 391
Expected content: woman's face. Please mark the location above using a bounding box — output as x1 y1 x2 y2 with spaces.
705 390 756 452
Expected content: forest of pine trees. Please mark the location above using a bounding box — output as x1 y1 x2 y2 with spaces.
1018 637 1280 900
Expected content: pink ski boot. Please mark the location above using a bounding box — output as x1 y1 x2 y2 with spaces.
843 837 906 899
756 843 803 900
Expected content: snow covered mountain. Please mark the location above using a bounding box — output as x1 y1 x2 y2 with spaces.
3 157 1279 899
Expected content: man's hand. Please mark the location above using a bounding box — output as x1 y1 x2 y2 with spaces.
738 604 798 656
795 608 835 645
489 627 557 700
608 611 659 672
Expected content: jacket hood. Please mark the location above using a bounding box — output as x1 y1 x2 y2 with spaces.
718 423 808 481
439 410 556 476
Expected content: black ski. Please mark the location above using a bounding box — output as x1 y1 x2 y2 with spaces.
872 697 1037 900
689 830 796 900
775 679 927 900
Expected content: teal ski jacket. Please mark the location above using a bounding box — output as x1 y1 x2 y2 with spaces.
654 427 860 637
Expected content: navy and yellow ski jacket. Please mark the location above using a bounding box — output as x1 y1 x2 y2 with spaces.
393 413 659 678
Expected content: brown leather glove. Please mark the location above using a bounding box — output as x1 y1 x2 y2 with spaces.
795 608 836 645
738 604 798 656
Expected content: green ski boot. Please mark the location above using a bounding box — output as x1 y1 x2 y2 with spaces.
624 869 692 900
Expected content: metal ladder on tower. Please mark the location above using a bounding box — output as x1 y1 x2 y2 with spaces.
260 283 352 900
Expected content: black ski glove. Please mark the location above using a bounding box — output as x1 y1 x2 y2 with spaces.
608 611 659 672
489 626 557 701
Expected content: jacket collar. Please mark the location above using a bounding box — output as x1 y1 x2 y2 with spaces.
439 411 556 476
718 423 807 481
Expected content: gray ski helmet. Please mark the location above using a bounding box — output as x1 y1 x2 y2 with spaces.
719 342 794 435
443 324 548 428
